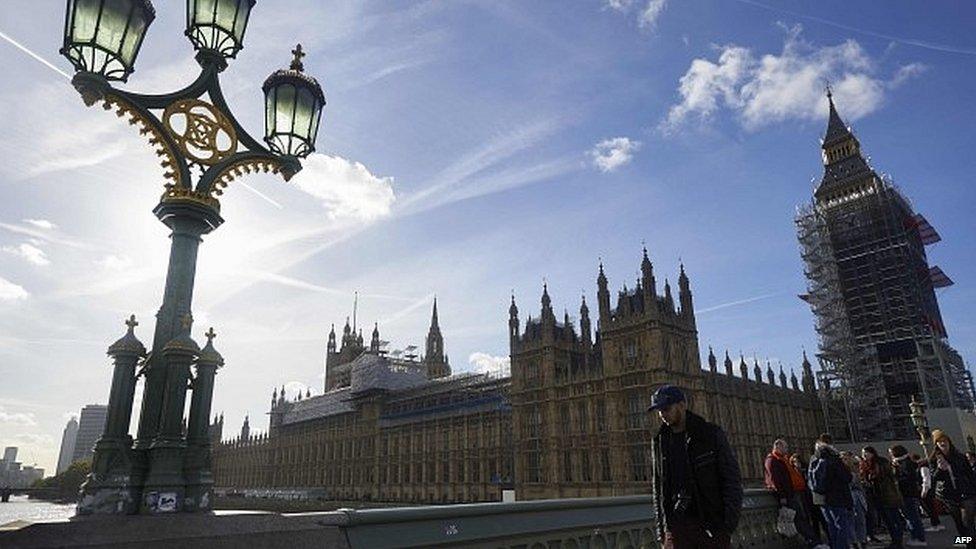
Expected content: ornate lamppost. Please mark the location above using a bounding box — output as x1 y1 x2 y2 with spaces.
61 0 324 515
909 394 931 455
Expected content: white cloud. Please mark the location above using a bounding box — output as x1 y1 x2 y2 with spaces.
23 219 57 230
0 276 29 300
3 242 50 266
0 406 37 426
661 25 922 133
605 0 635 12
589 137 642 172
96 254 134 271
638 0 668 29
291 153 395 221
468 352 510 378
605 0 667 30
890 62 926 88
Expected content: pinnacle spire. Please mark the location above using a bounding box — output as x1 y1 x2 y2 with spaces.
431 297 439 328
824 85 852 146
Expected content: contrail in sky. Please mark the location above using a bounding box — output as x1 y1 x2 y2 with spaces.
695 291 782 315
732 0 976 56
0 30 71 78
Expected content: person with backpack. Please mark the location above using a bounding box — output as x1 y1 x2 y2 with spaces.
841 452 868 549
765 439 826 548
809 434 853 549
889 445 926 546
795 453 831 546
930 430 976 549
860 446 904 549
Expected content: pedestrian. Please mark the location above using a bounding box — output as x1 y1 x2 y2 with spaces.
841 452 868 549
889 445 926 546
648 385 743 549
930 430 976 549
809 433 853 549
860 446 904 549
765 439 827 548
913 453 943 531
966 452 976 475
795 453 830 546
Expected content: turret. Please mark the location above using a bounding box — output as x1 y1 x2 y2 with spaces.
724 350 733 376
271 387 277 408
754 359 763 383
425 298 450 378
663 279 674 312
370 323 380 352
541 282 554 322
707 347 717 373
678 263 694 326
739 355 748 380
802 350 816 393
327 324 336 354
641 247 657 313
241 414 250 440
509 294 520 353
579 295 591 349
779 364 788 388
791 369 800 391
597 262 610 323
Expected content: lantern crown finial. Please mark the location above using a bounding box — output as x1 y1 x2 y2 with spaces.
290 44 306 72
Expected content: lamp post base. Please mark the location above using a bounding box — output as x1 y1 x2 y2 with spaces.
141 441 188 514
76 438 141 515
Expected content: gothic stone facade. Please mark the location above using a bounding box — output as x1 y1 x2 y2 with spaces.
214 259 823 503
508 251 822 500
214 303 515 504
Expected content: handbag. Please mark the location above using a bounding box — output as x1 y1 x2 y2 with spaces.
776 506 798 537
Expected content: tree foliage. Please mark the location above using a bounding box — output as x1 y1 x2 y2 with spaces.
30 460 91 501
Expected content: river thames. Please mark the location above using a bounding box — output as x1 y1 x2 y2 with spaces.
0 496 75 526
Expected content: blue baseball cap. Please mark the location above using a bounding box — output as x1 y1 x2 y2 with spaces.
647 384 685 411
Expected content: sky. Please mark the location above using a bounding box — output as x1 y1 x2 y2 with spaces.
1 0 974 474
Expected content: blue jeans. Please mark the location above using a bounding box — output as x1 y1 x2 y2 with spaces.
850 489 868 544
879 505 904 543
902 496 925 541
821 506 853 549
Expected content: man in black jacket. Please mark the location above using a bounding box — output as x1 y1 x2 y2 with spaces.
649 385 743 548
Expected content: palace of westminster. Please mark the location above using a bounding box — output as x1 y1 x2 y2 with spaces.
212 250 822 503
212 93 968 504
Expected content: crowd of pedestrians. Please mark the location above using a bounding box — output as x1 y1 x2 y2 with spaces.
645 384 976 549
765 430 976 549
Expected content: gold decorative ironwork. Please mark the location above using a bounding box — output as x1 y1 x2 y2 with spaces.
161 185 221 210
210 157 282 197
162 99 238 166
102 94 182 188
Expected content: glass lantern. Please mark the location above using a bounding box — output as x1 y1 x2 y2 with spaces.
262 45 325 159
185 0 255 59
61 0 155 81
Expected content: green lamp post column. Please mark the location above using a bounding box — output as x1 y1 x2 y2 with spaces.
141 320 199 514
135 204 221 450
77 315 147 515
184 327 223 512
